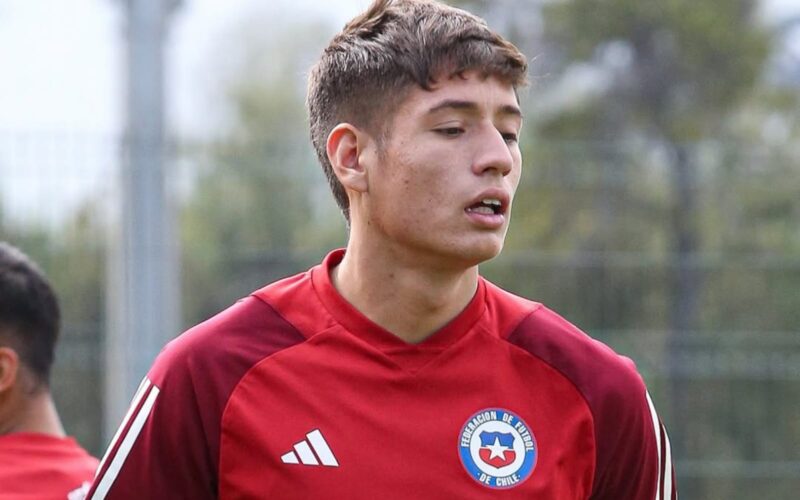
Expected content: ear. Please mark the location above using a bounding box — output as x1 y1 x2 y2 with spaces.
326 123 370 194
0 347 19 394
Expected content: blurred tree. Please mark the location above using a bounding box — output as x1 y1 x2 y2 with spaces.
531 10 773 478
179 16 345 326
540 0 771 347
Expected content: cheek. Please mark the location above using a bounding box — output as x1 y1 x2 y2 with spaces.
406 171 452 218
376 144 458 227
391 151 445 200
392 173 444 225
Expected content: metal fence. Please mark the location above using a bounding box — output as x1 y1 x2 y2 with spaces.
1 132 798 499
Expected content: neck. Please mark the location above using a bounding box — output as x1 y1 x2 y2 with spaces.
333 239 479 344
0 388 65 437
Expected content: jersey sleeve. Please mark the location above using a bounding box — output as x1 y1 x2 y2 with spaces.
506 305 677 500
87 296 307 500
87 345 218 500
589 380 676 500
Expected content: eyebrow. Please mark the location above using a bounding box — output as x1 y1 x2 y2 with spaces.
426 99 522 119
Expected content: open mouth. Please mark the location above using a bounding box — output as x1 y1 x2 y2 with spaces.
466 198 504 215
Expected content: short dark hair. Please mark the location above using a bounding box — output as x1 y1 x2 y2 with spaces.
0 242 60 388
307 0 528 222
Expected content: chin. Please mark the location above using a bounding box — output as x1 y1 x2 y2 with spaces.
446 237 505 267
474 243 504 263
403 229 507 268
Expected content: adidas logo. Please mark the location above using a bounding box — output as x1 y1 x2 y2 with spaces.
281 429 339 467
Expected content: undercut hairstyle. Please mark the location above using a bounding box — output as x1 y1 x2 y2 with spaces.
0 242 60 388
307 0 528 222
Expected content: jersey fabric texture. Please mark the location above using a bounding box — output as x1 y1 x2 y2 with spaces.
0 432 98 499
89 249 676 500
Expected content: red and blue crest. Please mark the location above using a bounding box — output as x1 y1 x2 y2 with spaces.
477 431 517 467
458 408 537 490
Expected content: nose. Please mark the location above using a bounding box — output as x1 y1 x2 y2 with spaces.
472 126 514 177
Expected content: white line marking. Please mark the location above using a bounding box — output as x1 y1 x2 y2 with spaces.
91 385 160 500
95 377 151 477
646 391 663 500
663 425 674 499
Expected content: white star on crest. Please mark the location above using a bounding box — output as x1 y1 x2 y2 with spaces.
485 437 508 461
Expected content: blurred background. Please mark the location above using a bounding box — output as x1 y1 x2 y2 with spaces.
1 0 798 498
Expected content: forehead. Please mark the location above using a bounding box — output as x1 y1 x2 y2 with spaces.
394 71 520 120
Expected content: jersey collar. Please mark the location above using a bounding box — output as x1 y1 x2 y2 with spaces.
311 249 487 352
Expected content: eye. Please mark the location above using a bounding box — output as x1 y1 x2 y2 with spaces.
435 127 465 137
502 132 519 144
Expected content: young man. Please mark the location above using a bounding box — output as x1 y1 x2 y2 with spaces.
90 1 676 498
0 242 99 499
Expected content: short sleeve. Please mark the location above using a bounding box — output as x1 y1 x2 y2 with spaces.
88 350 218 500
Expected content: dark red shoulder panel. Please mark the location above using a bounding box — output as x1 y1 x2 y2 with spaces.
89 295 306 500
506 306 664 500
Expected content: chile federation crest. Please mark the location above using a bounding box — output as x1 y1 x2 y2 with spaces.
458 408 537 489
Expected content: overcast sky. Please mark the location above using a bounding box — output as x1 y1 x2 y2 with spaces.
0 0 797 137
0 0 368 137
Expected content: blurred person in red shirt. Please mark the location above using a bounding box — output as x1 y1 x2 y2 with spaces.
0 242 98 499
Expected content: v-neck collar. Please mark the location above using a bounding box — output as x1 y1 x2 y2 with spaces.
311 249 487 365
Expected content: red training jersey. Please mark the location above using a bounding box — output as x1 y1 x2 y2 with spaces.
0 432 98 500
89 249 676 499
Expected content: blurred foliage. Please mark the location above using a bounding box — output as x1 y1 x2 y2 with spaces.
178 19 346 325
543 0 771 139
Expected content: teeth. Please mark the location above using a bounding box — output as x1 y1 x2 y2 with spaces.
467 198 503 215
469 206 495 215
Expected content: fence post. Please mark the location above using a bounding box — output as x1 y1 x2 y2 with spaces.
105 0 181 441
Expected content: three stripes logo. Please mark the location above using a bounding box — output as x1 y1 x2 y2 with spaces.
281 429 339 467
